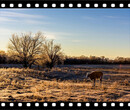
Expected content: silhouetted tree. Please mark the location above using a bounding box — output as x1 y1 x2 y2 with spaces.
42 40 64 69
8 32 45 68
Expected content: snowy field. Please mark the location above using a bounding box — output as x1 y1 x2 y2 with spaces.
0 64 130 102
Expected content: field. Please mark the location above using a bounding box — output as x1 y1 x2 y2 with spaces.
0 65 130 102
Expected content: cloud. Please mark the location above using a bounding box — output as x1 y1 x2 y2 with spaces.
0 17 17 22
44 32 71 40
45 34 56 39
105 16 119 19
43 31 74 40
0 16 50 25
83 16 95 20
23 19 50 25
0 11 49 25
0 11 45 19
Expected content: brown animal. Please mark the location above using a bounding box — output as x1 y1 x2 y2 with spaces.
86 71 103 87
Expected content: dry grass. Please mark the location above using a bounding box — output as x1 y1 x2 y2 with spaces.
0 67 130 102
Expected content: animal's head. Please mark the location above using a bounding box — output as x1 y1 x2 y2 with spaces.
86 72 90 79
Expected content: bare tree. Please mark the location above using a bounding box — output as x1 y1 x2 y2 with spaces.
8 32 45 68
42 40 64 69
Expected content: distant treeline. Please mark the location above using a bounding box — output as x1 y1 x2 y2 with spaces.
64 56 130 65
0 51 130 65
0 50 21 64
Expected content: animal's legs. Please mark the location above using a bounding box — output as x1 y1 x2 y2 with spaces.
100 77 102 86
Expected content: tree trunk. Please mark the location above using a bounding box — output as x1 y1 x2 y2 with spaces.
23 63 28 68
23 59 28 68
50 62 54 69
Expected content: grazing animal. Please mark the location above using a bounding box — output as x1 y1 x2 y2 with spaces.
86 71 103 87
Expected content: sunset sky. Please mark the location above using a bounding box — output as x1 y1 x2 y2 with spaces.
0 9 130 59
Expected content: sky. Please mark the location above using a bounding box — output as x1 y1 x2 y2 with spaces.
0 9 130 59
